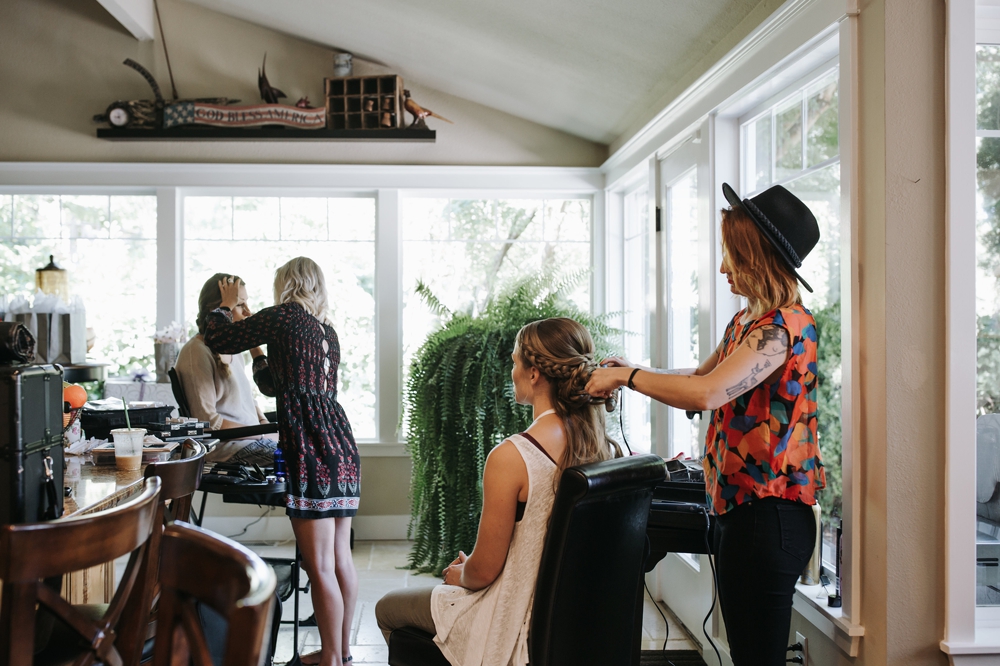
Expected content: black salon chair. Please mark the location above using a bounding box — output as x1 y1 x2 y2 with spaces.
387 453 666 666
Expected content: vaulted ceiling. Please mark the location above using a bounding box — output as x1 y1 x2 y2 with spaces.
181 0 766 145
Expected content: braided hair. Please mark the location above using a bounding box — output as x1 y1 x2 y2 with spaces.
514 318 622 485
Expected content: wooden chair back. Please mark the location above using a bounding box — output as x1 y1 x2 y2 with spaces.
144 440 206 523
0 477 163 666
152 521 276 666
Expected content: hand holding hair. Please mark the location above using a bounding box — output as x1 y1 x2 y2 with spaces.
218 276 241 310
585 366 629 398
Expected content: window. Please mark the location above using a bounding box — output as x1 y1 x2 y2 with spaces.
666 169 702 458
400 198 592 383
975 43 1000 607
621 187 652 453
741 66 842 569
0 194 157 376
183 196 376 439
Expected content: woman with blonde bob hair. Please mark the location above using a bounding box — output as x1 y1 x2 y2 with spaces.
376 317 620 666
587 183 827 666
205 257 360 666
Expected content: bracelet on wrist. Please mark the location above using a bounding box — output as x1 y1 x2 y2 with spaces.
627 368 640 391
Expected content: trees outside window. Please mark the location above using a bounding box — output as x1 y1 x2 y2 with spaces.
741 67 842 568
184 196 376 438
0 194 156 376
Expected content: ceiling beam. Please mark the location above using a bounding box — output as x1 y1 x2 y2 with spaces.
96 0 155 41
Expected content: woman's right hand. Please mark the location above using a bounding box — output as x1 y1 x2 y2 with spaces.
600 356 632 369
218 276 240 311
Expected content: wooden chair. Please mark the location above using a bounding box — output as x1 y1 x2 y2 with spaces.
143 439 206 523
0 477 163 666
140 440 208 652
152 521 276 666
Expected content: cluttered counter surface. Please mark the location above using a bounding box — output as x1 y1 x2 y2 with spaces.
63 457 147 516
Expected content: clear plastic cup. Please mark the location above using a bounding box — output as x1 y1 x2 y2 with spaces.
110 428 145 471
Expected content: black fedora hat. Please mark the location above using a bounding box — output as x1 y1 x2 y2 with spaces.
721 182 820 293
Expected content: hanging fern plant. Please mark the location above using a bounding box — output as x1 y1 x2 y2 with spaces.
404 271 619 573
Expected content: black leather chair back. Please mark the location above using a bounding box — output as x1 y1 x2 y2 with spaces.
168 367 193 418
387 454 666 666
529 453 665 666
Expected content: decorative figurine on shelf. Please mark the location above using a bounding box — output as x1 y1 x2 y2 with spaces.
333 52 353 78
93 59 238 129
403 90 453 128
258 54 287 104
296 97 313 108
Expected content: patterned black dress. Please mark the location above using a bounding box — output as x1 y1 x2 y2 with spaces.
205 302 360 519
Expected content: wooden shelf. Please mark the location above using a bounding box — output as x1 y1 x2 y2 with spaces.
96 127 435 141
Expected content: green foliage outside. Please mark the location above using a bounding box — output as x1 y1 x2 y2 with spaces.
404 272 618 574
976 46 1000 417
814 301 842 521
1 195 156 376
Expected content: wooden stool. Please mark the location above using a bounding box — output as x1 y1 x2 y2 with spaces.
0 477 162 666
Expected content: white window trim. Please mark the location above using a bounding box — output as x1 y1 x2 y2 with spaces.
0 162 602 458
940 0 1000 661
604 4 865 656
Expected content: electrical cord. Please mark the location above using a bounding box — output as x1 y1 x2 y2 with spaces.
226 507 271 539
643 580 671 652
617 387 633 455
701 507 723 666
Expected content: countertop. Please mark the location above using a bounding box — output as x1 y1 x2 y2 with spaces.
64 456 147 516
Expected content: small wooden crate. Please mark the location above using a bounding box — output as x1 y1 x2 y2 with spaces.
325 75 403 130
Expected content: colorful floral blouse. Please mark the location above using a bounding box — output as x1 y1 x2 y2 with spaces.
703 306 826 515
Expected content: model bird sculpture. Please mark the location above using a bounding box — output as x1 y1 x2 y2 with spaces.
403 90 453 128
258 54 286 104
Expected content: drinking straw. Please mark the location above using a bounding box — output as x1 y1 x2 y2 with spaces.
122 397 132 430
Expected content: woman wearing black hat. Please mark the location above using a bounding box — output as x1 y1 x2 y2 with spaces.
587 183 827 666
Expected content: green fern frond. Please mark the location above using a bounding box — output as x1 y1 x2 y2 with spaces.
403 270 622 571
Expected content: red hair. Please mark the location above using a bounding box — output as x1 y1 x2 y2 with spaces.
720 206 801 319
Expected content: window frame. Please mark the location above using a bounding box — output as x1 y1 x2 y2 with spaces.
607 19 864 657
0 166 604 456
738 62 844 578
942 0 1000 658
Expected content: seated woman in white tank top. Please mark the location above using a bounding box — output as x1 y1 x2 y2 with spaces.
376 317 621 666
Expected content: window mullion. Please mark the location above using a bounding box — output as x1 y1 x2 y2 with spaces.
375 189 402 444
156 187 183 329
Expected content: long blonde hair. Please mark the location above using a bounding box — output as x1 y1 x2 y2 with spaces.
273 257 329 322
514 318 622 482
720 206 801 319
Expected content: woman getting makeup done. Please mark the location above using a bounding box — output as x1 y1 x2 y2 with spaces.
587 183 827 666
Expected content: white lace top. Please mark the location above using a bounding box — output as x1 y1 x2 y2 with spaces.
430 433 557 666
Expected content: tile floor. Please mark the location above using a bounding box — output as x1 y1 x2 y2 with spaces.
248 540 697 665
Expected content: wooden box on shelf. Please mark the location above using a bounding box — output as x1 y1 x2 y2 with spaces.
325 75 403 130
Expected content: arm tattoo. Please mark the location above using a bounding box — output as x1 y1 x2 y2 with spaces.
725 359 772 399
746 325 789 357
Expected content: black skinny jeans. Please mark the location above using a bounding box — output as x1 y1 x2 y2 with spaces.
713 497 815 666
